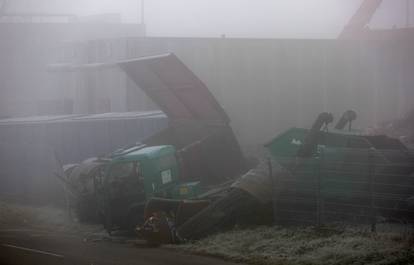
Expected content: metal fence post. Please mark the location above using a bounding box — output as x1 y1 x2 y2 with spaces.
369 149 376 233
268 158 278 225
316 149 325 226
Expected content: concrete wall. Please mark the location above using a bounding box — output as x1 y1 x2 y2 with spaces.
2 33 413 149
0 22 144 117
60 38 414 150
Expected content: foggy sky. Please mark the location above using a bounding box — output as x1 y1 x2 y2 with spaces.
6 0 414 38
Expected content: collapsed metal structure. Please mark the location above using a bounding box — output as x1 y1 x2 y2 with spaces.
18 0 414 243
56 54 246 230
54 52 414 244
158 112 414 242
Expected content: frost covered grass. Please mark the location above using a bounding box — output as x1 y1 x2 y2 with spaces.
177 224 414 265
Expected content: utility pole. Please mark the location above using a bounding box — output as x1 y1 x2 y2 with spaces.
406 0 411 27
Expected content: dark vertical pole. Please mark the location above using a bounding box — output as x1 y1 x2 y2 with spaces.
369 149 376 232
316 150 325 227
268 158 277 225
316 157 320 226
321 150 325 225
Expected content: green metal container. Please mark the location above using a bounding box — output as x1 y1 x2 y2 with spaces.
265 128 391 199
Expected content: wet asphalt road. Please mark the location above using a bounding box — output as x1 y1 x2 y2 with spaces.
0 228 241 265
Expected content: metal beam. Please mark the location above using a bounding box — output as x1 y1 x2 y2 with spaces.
338 0 383 39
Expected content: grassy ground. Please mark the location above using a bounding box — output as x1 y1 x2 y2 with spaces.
177 224 414 265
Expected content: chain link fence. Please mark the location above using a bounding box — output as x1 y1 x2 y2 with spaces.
270 148 414 231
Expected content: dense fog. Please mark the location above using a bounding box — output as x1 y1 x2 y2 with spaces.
1 2 414 265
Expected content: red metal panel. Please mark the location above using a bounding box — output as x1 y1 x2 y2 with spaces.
118 53 229 124
339 0 382 39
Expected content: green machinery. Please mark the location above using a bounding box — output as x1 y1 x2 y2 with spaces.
264 113 414 224
107 145 200 200
138 111 414 242
61 54 246 232
94 145 202 231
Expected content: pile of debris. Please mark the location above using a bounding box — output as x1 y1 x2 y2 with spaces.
139 111 414 244
369 109 414 148
55 54 414 247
